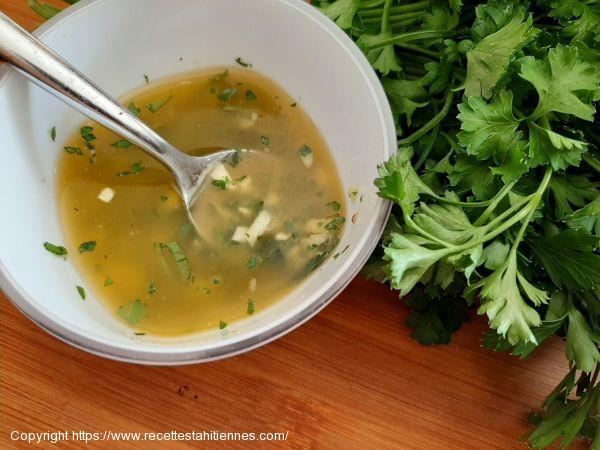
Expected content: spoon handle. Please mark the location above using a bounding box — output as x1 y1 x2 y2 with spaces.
0 12 188 170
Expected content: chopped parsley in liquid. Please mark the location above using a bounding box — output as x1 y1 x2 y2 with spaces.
56 67 346 336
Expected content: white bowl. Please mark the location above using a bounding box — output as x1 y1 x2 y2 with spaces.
0 0 395 364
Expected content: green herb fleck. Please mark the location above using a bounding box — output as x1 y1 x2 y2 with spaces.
64 146 83 156
160 195 168 201
327 201 341 211
80 126 96 142
76 285 86 300
261 136 270 146
104 276 114 287
131 162 144 174
247 299 255 315
50 126 56 142
298 145 312 158
148 282 156 295
128 102 141 116
247 255 261 269
212 177 232 191
308 253 327 272
117 162 144 177
245 90 257 101
43 242 67 256
146 96 172 113
212 277 221 285
155 242 192 280
218 88 238 102
143 74 149 84
78 241 97 254
235 57 253 67
111 139 132 149
118 299 148 325
219 320 227 329
134 332 146 336
324 215 345 231
334 245 350 259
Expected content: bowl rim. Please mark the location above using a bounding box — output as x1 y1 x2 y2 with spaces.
0 0 395 365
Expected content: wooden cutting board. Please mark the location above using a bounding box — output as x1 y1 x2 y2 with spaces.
0 2 583 449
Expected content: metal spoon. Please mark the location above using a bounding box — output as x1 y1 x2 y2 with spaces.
0 12 235 208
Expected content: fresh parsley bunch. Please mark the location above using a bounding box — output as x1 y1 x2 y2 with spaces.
314 0 600 447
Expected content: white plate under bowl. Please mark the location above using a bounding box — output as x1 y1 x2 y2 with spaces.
0 0 395 364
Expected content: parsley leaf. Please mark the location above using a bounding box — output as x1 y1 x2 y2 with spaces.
211 177 232 191
155 242 192 280
375 148 435 215
565 195 600 235
566 297 600 372
43 242 67 256
457 90 528 182
528 122 588 171
464 11 537 98
520 45 600 121
118 299 148 325
405 288 469 345
64 146 83 156
247 255 261 269
382 78 428 127
146 96 172 113
111 139 132 149
218 88 238 102
318 0 360 29
548 174 598 218
127 102 141 116
529 230 600 290
78 241 97 254
471 252 545 345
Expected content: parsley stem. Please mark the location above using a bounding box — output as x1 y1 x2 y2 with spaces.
457 168 553 252
473 181 517 226
455 204 533 254
390 18 420 30
509 203 537 258
362 11 422 26
583 153 600 174
396 43 441 59
414 125 439 170
381 0 393 34
366 29 458 50
483 194 533 231
398 87 454 146
358 1 429 17
357 0 386 10
404 213 457 249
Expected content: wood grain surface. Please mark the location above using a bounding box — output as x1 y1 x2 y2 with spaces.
0 2 584 449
